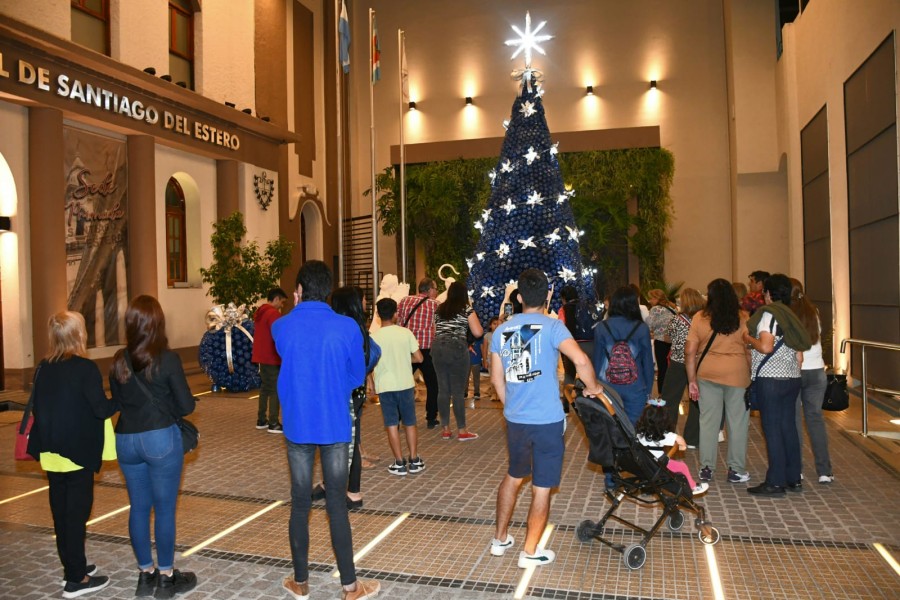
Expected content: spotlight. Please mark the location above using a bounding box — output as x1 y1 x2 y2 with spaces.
242 108 253 114
465 96 473 106
586 85 594 96
0 216 10 232
176 81 186 88
160 74 172 82
143 67 156 75
650 80 658 90
261 116 271 122
225 102 236 108
408 101 417 111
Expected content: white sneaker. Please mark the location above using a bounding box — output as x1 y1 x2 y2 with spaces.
718 430 725 442
818 475 834 484
692 482 710 497
490 534 514 556
518 548 556 568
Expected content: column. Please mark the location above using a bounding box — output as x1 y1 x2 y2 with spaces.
127 135 157 298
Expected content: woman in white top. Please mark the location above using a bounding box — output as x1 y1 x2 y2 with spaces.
788 278 833 484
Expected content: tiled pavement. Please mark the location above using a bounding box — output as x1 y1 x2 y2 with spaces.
1 372 898 599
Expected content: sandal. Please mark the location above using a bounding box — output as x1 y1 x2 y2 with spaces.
361 458 376 469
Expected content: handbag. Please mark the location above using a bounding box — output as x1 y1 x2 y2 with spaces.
822 372 849 411
744 337 783 411
127 355 199 454
14 363 43 461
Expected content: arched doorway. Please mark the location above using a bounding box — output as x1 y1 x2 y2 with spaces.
0 151 18 390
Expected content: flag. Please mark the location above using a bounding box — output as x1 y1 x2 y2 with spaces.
339 0 350 74
371 14 381 83
400 32 409 101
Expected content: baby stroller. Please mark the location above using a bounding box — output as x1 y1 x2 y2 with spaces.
570 383 720 569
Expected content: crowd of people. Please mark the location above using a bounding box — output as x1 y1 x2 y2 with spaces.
25 259 835 599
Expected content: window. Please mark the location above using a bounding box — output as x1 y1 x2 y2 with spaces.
71 0 110 55
169 0 194 90
165 177 188 286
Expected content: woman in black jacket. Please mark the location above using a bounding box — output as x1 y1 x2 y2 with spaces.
28 311 117 598
110 296 197 598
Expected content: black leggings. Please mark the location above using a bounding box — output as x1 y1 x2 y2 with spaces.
653 340 672 393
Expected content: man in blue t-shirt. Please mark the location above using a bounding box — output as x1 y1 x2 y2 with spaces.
488 268 603 568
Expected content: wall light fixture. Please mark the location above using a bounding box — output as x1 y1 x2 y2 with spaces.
408 101 417 111
650 80 658 90
0 216 11 232
465 96 473 106
586 85 594 96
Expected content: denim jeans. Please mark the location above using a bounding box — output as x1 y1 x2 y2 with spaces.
796 368 832 477
431 337 470 428
757 377 802 487
258 364 281 425
286 441 356 586
116 424 184 570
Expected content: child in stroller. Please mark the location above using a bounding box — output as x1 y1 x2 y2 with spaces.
572 382 719 569
636 399 709 497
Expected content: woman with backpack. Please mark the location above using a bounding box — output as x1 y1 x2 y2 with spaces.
685 279 751 486
593 286 654 425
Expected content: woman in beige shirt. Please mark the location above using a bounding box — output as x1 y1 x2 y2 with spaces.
685 279 751 485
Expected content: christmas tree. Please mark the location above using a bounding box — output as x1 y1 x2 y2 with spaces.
468 13 595 322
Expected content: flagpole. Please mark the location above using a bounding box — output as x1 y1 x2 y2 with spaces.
335 0 345 285
398 28 407 283
369 8 379 298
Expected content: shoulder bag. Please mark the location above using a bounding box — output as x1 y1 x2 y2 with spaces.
822 372 849 411
15 363 43 461
402 296 429 327
127 356 198 454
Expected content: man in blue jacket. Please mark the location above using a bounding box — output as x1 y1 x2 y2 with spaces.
273 260 380 600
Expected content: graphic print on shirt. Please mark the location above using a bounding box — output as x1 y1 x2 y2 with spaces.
499 323 544 383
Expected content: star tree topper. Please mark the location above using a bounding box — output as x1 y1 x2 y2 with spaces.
505 11 553 69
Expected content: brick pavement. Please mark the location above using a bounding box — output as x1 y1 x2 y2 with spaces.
0 373 898 599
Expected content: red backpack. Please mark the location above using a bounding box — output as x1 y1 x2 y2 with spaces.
602 321 641 385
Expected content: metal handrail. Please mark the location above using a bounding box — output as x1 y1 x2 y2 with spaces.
839 338 900 437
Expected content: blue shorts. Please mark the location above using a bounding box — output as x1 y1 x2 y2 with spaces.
379 388 417 427
506 420 565 488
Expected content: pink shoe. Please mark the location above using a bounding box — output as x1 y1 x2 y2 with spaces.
458 431 479 441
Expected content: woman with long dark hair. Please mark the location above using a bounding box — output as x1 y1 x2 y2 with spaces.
743 274 811 496
593 286 653 425
110 296 197 598
331 286 379 509
432 281 483 440
28 311 117 598
788 278 833 484
685 279 751 485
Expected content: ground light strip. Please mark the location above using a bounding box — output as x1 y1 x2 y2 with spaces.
873 543 900 576
193 390 213 397
703 543 726 600
248 394 260 400
87 504 131 526
513 523 555 599
180 500 283 557
0 485 48 505
332 512 410 578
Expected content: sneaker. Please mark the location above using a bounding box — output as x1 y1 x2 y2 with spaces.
341 578 381 600
154 570 197 599
282 576 309 600
786 481 803 492
699 466 712 482
718 430 726 442
473 394 481 400
426 420 438 429
467 400 475 409
388 459 407 476
692 482 710 497
62 576 110 599
408 456 425 474
517 548 556 568
727 468 751 483
818 474 834 484
136 569 158 597
490 534 514 556
256 419 268 429
61 565 98 586
268 423 283 434
457 431 479 441
441 430 453 440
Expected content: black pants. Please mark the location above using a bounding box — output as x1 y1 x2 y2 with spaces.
48 469 95 583
414 349 439 424
348 400 363 494
661 360 688 431
653 340 672 394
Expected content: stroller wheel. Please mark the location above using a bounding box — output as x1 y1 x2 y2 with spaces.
666 510 685 531
698 525 720 545
623 544 647 569
576 520 597 543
